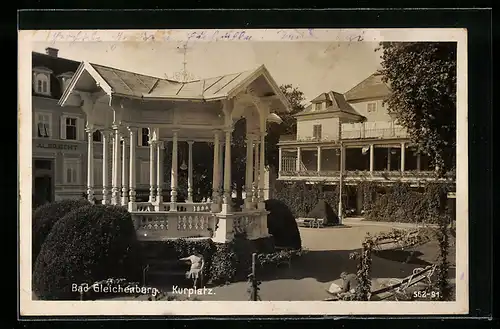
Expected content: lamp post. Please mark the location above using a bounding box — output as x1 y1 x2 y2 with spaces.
338 141 344 225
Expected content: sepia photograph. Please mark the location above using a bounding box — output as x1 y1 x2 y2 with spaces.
19 28 468 316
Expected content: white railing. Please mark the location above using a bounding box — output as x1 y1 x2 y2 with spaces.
133 212 215 240
232 214 257 235
280 127 409 143
282 156 297 172
133 201 212 212
131 209 265 241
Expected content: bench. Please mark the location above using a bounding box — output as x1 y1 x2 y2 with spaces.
296 218 324 228
324 264 437 301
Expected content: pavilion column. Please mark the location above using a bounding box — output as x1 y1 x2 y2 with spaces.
252 141 259 204
101 130 110 205
128 127 137 205
296 147 302 172
121 135 129 205
317 146 322 172
387 148 391 171
156 140 164 205
400 142 406 172
111 126 122 205
187 141 194 203
170 130 179 207
218 141 224 202
258 132 266 208
369 144 374 174
244 134 254 209
278 147 283 173
86 128 95 203
211 131 221 211
148 128 157 203
221 128 232 214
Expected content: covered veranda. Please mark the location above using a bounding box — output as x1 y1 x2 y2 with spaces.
58 62 290 243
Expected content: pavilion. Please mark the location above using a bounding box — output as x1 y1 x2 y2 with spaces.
58 62 291 243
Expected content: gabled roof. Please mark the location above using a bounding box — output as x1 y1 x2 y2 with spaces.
295 91 365 122
344 72 391 102
59 62 291 113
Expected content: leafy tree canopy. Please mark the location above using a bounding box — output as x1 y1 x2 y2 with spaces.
377 42 457 176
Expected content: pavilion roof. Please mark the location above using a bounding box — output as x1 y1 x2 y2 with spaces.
59 61 291 113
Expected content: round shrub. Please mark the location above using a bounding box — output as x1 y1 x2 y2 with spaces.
264 199 302 250
32 199 90 265
33 204 143 300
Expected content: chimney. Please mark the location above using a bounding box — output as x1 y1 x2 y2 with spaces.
45 47 59 57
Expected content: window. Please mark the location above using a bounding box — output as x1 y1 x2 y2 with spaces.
64 159 81 185
33 69 52 96
314 103 322 111
93 130 102 142
313 124 322 139
60 115 83 140
140 160 150 185
367 102 377 113
93 159 103 186
140 128 150 146
65 117 77 140
36 112 51 138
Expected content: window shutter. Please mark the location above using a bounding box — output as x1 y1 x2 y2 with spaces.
60 116 66 139
78 118 85 141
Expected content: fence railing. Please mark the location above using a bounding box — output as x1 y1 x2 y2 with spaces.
279 127 408 143
278 170 454 180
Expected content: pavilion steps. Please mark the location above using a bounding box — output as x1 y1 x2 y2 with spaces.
140 239 209 288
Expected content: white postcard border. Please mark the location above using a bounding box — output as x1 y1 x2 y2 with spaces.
19 28 468 316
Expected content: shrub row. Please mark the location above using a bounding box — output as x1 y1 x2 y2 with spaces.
273 180 452 223
366 182 452 224
32 199 91 265
33 204 144 300
273 181 351 218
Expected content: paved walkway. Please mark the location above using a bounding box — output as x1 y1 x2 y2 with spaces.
106 222 455 302
172 224 454 301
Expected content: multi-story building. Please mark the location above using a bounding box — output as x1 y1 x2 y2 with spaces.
32 48 155 206
277 72 454 214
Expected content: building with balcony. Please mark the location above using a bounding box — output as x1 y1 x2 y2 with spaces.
277 72 455 214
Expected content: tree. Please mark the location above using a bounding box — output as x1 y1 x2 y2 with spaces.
377 42 457 176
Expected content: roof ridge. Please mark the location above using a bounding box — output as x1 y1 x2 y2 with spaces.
32 51 81 64
90 62 176 82
344 72 378 95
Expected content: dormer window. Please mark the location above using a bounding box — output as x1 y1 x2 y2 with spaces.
314 103 322 111
57 72 74 94
33 67 53 97
367 102 377 113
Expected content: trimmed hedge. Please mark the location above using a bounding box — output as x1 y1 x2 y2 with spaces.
33 205 143 300
265 199 302 250
366 182 451 224
273 181 350 218
32 199 91 265
273 180 452 224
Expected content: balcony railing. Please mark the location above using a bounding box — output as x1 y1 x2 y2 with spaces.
279 127 409 144
278 170 455 181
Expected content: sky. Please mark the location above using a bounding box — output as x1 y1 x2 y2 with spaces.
32 39 382 103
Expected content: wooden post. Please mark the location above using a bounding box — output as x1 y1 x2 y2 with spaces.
251 252 257 301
